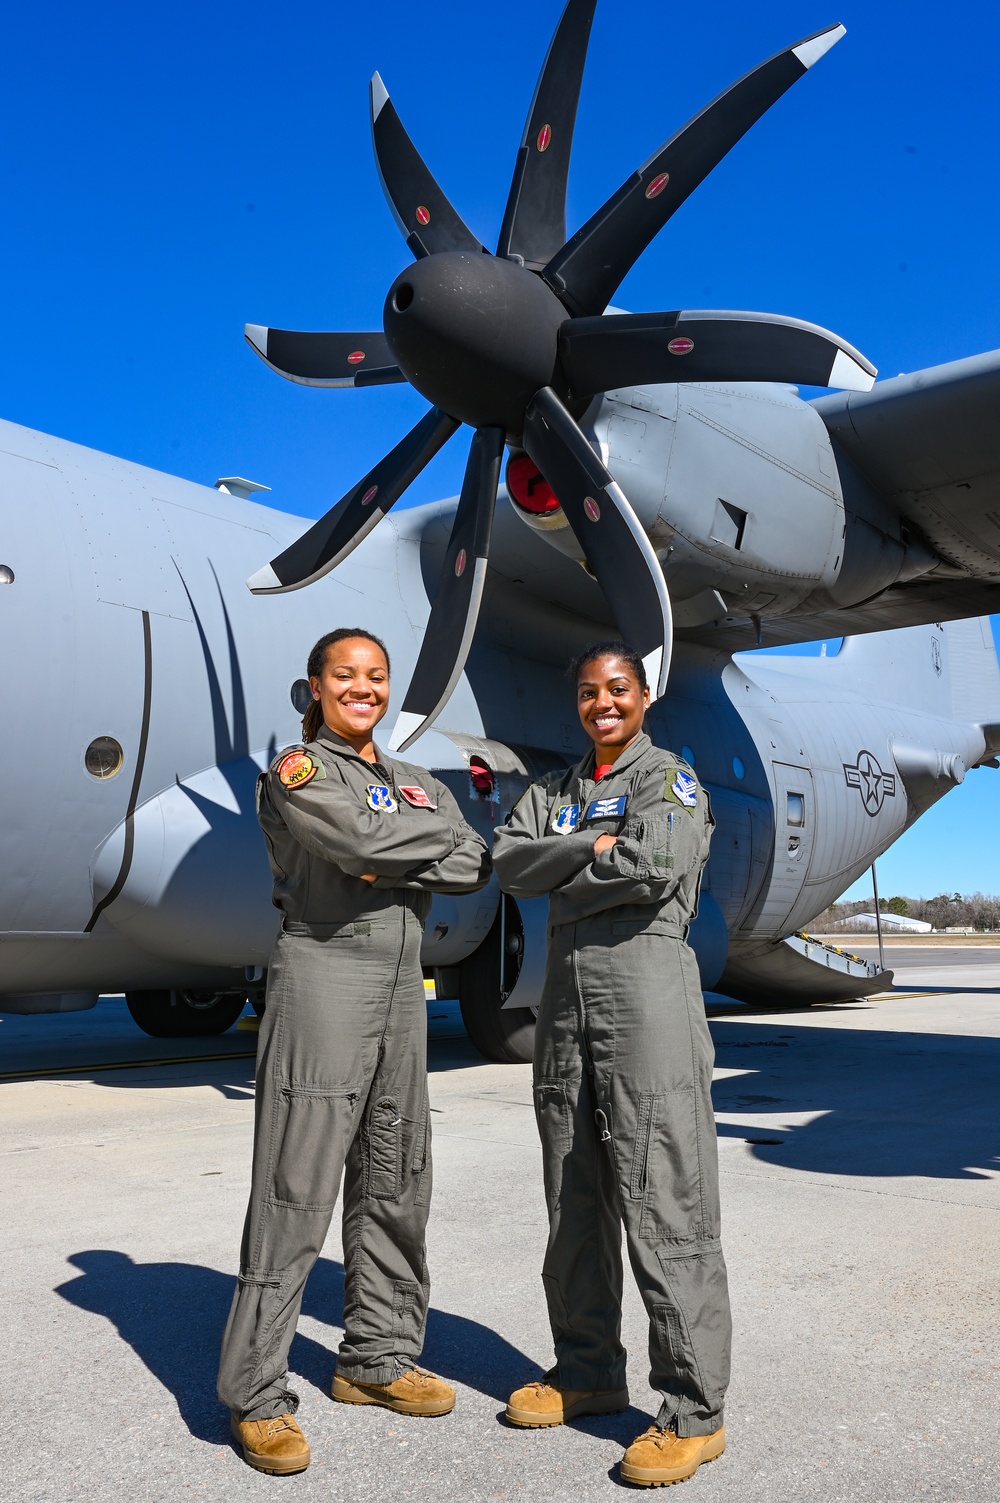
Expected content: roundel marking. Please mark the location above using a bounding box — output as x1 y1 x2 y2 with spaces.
536 123 552 152
415 205 431 226
347 349 366 365
668 336 695 355
584 496 600 522
361 484 379 506
645 172 670 199
455 547 467 577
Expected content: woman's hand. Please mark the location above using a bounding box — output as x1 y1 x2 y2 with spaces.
593 834 617 856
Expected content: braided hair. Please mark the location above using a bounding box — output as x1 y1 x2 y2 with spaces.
568 639 648 690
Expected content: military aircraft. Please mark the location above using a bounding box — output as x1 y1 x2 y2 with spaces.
3 1 1000 1063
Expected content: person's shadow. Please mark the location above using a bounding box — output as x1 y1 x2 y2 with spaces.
55 1250 539 1442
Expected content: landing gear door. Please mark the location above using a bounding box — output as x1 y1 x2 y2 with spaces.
755 762 815 937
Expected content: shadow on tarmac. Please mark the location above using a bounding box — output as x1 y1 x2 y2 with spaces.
55 1250 538 1442
709 1019 1000 1180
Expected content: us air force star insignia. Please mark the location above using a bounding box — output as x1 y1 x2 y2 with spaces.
671 770 698 808
551 803 580 834
843 750 896 817
277 751 319 790
366 783 398 812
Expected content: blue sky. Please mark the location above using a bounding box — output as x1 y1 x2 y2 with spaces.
2 0 998 899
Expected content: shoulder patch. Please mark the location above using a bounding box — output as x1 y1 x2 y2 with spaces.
277 750 322 790
664 767 698 810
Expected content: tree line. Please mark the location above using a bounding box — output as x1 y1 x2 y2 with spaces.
813 893 1000 932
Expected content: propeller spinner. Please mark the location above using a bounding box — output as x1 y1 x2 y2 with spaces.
245 0 875 752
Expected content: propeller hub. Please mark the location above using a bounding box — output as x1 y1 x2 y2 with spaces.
383 252 567 437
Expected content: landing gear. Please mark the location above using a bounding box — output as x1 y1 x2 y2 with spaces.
125 989 247 1039
458 896 536 1065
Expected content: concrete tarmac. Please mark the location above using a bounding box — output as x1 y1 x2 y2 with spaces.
3 980 1000 1502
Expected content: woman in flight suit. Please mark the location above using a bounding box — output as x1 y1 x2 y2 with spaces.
218 627 490 1475
493 641 731 1489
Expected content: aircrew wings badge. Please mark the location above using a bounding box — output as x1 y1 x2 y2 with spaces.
366 783 398 812
551 803 580 833
399 785 436 809
277 751 319 790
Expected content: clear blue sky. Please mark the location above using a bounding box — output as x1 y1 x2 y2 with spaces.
2 0 998 899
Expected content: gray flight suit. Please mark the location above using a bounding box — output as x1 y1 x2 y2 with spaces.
492 732 731 1437
217 723 490 1422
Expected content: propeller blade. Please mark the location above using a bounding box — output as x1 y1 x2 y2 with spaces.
543 22 846 315
370 72 485 259
560 308 877 395
246 408 459 595
387 427 504 752
244 326 405 388
522 387 672 698
496 0 598 270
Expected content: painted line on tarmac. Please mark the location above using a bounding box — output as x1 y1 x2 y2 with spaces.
0 1050 257 1083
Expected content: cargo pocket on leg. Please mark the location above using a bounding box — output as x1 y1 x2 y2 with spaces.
533 1080 572 1214
636 1089 705 1244
367 1097 403 1202
413 1095 432 1209
271 1087 360 1210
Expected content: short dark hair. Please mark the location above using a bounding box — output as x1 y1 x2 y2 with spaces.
302 628 391 741
568 639 648 691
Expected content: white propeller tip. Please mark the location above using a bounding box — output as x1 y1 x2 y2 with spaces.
244 324 268 359
370 71 389 119
245 561 284 595
829 348 877 391
386 711 426 753
793 23 846 69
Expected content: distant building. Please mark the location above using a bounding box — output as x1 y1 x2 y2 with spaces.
836 913 933 933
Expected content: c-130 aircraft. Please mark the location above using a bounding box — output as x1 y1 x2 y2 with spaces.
3 1 1000 1063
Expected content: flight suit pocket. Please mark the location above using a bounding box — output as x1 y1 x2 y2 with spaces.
534 1080 573 1213
412 1094 433 1209
367 1096 403 1201
633 1088 707 1242
271 1086 361 1210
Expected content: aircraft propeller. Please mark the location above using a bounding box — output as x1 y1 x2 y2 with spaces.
246 0 875 752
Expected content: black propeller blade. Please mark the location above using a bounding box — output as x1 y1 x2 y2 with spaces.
370 73 485 260
246 408 459 594
543 23 846 315
388 427 504 752
244 326 405 388
522 387 673 698
560 309 877 396
496 0 597 270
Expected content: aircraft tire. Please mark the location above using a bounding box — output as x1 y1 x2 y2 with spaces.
125 989 246 1038
458 897 536 1065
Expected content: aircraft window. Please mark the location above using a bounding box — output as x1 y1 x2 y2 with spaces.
0 564 13 584
290 679 312 714
85 736 124 779
732 757 745 780
681 745 696 767
786 792 805 827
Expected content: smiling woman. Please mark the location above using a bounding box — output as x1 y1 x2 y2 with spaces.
217 626 491 1475
492 639 732 1486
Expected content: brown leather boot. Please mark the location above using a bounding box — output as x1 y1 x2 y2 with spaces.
331 1366 455 1417
230 1413 311 1475
506 1377 629 1428
620 1424 726 1486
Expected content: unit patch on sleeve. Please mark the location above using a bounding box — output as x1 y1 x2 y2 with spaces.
366 783 398 813
664 768 698 809
585 794 627 820
276 751 321 790
551 803 580 834
398 785 436 809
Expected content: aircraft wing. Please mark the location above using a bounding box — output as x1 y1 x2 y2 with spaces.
682 349 1000 650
